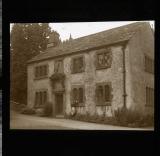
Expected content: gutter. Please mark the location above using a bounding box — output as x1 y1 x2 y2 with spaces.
122 43 128 109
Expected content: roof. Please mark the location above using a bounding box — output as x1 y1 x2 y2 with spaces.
28 22 151 64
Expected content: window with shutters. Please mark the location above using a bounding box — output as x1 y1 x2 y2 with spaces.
72 56 84 73
146 87 154 107
35 64 48 79
144 55 154 74
35 90 48 108
71 86 85 106
96 48 112 69
96 83 112 106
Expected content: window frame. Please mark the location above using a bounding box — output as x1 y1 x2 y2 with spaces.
145 87 154 107
144 54 154 74
96 48 112 70
54 58 64 73
34 64 49 80
71 85 85 107
71 55 85 74
96 82 112 106
34 89 48 108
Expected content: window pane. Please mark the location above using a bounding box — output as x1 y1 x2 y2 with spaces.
97 86 103 103
73 59 77 73
72 57 83 73
43 91 47 104
40 92 42 105
78 57 83 72
104 52 111 67
105 85 110 102
146 87 154 106
73 88 78 102
41 66 44 76
145 56 154 74
79 88 83 103
35 67 38 78
98 54 104 67
35 92 38 106
43 66 46 76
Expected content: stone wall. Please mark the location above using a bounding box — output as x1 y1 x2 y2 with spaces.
63 45 125 117
128 24 154 115
27 44 126 117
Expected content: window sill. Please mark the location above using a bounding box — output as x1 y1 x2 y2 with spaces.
34 76 48 80
71 71 84 74
71 103 85 107
96 102 111 106
96 66 111 70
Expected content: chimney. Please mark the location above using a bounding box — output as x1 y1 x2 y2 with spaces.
47 31 60 48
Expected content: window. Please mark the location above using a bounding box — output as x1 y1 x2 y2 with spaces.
145 55 154 74
54 59 63 73
96 48 112 69
96 83 112 106
72 56 84 73
146 87 154 107
35 90 48 108
71 86 84 106
35 65 48 79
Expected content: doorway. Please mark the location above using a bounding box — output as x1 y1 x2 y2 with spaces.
55 93 63 117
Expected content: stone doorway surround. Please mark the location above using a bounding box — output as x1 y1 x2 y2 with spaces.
50 73 65 118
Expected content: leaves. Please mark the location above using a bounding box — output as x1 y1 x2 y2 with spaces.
10 23 61 104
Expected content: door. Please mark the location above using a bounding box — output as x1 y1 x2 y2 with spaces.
55 93 63 116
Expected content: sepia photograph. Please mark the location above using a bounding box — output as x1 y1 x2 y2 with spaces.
10 21 154 130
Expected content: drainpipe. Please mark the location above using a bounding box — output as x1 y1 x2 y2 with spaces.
122 43 127 109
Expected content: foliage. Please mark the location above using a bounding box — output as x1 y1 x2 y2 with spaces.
10 101 26 112
66 107 154 128
43 101 53 116
114 108 154 127
21 107 36 115
10 23 61 104
50 73 65 81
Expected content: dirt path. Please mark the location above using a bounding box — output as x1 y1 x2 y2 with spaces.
10 112 154 130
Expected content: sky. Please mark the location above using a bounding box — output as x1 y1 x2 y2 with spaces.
50 21 154 41
10 21 154 42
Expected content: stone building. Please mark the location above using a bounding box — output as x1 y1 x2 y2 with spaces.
27 22 154 118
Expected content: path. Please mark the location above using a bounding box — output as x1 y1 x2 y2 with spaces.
10 112 153 130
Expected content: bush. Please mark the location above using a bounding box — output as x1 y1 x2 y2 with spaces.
114 108 154 127
35 108 44 116
43 101 53 117
11 102 26 112
21 107 36 115
64 107 154 128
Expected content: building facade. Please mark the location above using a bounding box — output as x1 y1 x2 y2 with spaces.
27 22 154 118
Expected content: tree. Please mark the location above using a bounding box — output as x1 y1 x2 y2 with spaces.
10 23 61 104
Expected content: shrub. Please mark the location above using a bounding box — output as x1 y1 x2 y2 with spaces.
11 102 26 112
21 107 35 115
43 101 53 117
35 108 44 116
114 108 154 127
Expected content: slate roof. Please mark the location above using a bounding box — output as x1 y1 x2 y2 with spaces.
28 22 150 63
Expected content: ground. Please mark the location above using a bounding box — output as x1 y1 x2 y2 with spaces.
10 111 153 130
